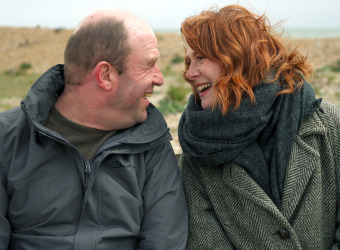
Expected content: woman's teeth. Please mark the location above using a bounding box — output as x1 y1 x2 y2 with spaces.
143 93 152 98
197 83 212 93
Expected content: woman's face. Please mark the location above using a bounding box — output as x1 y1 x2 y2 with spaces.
185 47 222 110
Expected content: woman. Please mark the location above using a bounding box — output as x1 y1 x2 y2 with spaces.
178 4 340 250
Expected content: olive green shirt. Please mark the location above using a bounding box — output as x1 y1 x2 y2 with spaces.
45 107 116 161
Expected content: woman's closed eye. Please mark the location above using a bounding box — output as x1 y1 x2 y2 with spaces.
185 57 191 67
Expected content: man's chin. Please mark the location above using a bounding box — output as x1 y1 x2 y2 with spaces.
135 108 149 124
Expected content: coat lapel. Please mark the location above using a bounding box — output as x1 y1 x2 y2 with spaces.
280 112 328 218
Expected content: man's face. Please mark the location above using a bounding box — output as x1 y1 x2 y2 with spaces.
114 29 164 126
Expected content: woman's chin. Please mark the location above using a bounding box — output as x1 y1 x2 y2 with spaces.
200 101 213 110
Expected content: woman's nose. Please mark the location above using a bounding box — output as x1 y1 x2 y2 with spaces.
185 65 199 80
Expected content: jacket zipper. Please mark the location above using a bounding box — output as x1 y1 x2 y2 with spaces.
84 161 91 191
32 124 92 191
29 117 124 192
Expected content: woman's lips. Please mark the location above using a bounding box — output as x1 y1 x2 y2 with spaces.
196 83 212 93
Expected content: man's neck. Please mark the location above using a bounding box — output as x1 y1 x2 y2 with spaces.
54 85 103 129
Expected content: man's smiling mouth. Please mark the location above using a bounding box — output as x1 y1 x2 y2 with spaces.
143 92 152 98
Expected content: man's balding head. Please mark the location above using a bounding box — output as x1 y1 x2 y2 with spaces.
64 9 154 85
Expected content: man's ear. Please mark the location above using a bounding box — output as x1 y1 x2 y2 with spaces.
94 61 118 91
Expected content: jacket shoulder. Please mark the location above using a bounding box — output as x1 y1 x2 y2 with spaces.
0 107 26 135
303 101 340 169
298 101 340 136
318 102 340 127
318 101 340 154
0 107 28 180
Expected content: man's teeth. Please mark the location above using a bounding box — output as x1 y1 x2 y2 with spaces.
197 84 212 93
143 93 152 98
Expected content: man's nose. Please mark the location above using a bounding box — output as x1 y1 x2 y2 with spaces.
153 65 164 86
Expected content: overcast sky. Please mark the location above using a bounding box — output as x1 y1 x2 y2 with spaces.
1 0 339 31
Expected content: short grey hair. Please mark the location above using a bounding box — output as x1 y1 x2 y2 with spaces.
64 17 130 85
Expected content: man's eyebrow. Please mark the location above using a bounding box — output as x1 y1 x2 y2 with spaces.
146 55 159 66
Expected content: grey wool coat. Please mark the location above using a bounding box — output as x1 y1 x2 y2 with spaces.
179 102 340 250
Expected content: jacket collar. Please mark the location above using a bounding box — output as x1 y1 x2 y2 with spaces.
20 64 170 150
21 64 65 126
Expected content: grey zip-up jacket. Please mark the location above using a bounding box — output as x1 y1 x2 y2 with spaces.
0 64 188 249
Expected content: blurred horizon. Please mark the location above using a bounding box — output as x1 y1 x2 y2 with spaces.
2 25 340 39
1 0 339 31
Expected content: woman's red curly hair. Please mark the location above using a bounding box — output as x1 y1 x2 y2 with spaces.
181 5 312 114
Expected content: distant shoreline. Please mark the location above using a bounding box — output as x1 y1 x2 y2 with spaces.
2 25 340 38
154 27 340 39
283 28 340 38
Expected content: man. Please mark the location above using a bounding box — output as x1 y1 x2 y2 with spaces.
0 9 188 249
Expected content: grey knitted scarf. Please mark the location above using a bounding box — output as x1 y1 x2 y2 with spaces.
178 80 321 207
